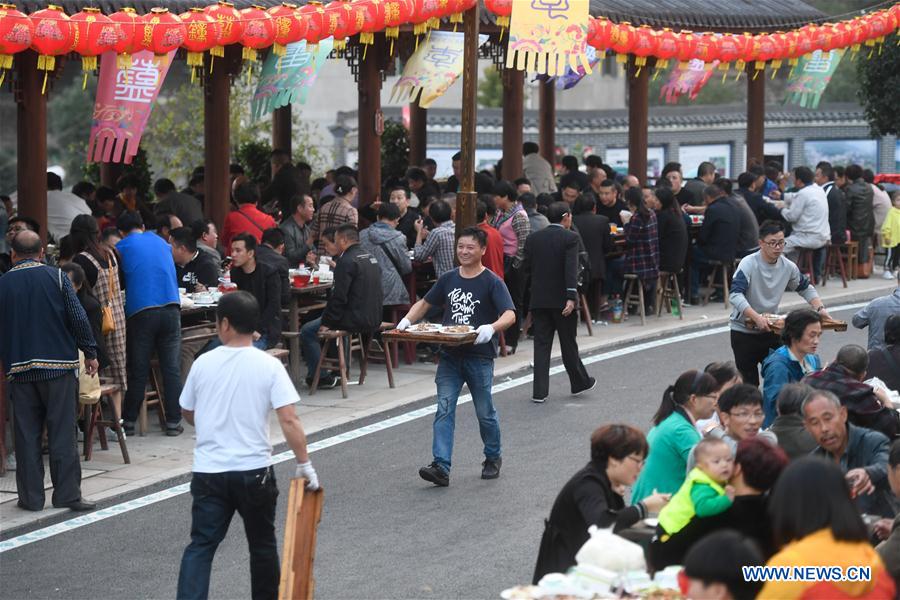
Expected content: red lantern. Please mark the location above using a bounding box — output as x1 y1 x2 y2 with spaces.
630 25 657 74
826 22 852 52
29 5 74 92
239 5 275 62
109 8 140 69
382 0 414 53
653 28 678 70
674 30 698 68
355 0 385 50
298 1 328 47
179 8 221 69
795 25 816 56
735 32 757 76
324 0 364 52
766 31 790 74
444 0 473 29
411 0 443 39
484 0 512 37
808 24 832 52
0 3 33 83
204 1 243 58
267 3 306 57
889 5 900 38
587 17 612 51
751 33 780 78
609 21 636 65
864 11 890 56
139 8 186 58
691 32 719 64
70 7 117 79
713 32 743 78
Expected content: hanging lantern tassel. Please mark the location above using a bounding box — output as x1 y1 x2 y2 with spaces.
733 59 745 81
80 56 97 89
0 54 10 87
753 61 764 80
787 57 798 78
717 62 729 83
360 31 374 60
450 11 462 32
615 53 627 65
769 59 781 79
633 55 647 77
117 53 133 70
36 54 56 95
386 26 398 55
497 15 508 42
242 46 257 62
652 58 668 80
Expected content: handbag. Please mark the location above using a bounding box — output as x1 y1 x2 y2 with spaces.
77 350 101 405
101 257 116 335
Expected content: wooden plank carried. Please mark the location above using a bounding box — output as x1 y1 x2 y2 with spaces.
279 481 324 600
744 314 848 335
382 329 478 346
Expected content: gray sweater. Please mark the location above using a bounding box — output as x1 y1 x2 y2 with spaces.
729 251 819 334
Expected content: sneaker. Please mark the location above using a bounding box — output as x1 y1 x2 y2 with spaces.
882 270 895 280
532 396 547 404
123 422 135 437
573 377 597 396
481 458 502 480
319 375 340 389
165 424 184 437
418 462 449 487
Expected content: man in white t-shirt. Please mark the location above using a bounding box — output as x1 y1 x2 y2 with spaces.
176 291 319 600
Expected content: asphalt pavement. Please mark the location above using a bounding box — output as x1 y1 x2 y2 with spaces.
0 307 869 600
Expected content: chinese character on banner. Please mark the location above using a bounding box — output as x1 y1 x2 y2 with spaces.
251 37 334 120
423 45 462 70
278 43 313 70
113 58 160 104
531 0 569 20
784 49 843 109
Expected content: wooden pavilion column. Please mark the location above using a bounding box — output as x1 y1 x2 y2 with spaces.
501 67 524 181
627 58 650 185
357 37 382 206
99 162 123 188
204 47 239 231
272 104 292 156
539 80 555 167
408 101 427 167
746 65 765 168
455 2 480 235
15 50 47 243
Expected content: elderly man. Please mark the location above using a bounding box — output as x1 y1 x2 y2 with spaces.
279 194 316 267
0 230 98 511
683 161 718 204
803 389 894 518
522 142 556 195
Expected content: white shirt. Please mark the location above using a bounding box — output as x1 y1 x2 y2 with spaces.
180 345 298 473
47 190 92 242
781 184 830 245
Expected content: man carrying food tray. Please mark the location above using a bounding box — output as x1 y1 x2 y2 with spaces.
729 220 830 387
397 227 516 487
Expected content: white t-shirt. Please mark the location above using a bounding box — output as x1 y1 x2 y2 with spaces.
180 345 298 473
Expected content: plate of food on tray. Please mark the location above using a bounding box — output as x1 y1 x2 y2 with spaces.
440 324 475 336
406 322 442 333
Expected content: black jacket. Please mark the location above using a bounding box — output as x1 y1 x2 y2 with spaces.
231 261 282 348
823 182 848 244
572 213 612 282
321 244 383 333
523 224 580 309
175 250 220 290
698 197 741 263
738 187 783 226
656 209 689 274
255 244 291 307
594 198 628 227
262 164 303 217
533 463 642 584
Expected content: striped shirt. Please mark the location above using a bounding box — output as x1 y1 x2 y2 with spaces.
414 220 456 278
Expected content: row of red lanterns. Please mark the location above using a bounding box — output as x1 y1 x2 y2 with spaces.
486 0 899 76
0 0 476 84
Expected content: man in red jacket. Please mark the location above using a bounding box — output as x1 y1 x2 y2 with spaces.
477 197 504 281
221 182 276 253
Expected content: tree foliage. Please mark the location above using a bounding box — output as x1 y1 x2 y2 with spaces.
478 65 503 108
381 119 410 184
857 37 900 137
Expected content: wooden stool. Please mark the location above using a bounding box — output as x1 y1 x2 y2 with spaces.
310 325 395 399
845 241 859 279
656 271 684 320
701 262 731 309
267 347 291 368
138 360 168 436
623 274 646 326
83 383 130 464
823 243 848 288
579 292 594 336
386 305 415 366
796 248 816 284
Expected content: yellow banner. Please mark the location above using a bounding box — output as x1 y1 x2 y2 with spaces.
505 0 591 76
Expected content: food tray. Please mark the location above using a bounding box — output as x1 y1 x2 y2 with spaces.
382 328 477 346
745 314 847 333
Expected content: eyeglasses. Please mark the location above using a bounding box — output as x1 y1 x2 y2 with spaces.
625 455 646 467
729 410 765 420
763 240 787 249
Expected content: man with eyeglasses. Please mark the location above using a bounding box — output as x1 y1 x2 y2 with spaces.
1 216 41 276
729 220 828 387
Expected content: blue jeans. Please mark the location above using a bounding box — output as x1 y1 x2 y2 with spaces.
177 467 279 600
300 316 322 378
123 305 182 427
432 353 501 473
201 337 268 354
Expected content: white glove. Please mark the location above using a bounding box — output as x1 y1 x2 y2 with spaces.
475 324 495 345
294 461 320 491
397 317 411 331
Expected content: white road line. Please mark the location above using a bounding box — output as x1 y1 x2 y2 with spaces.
0 303 868 553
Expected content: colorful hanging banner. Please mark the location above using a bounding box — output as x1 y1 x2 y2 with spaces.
535 45 601 90
250 37 334 121
784 49 843 109
505 0 591 77
659 59 719 104
87 50 175 165
390 31 488 108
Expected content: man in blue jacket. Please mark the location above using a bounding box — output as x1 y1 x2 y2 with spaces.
116 211 183 437
0 230 98 511
761 309 823 427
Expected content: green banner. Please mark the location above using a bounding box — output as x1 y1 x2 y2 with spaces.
251 37 334 121
784 49 843 110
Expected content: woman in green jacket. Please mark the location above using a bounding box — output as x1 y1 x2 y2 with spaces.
631 370 720 503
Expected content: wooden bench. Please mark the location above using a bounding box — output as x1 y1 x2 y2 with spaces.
83 383 130 464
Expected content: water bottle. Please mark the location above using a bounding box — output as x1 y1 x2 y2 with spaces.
611 297 624 323
671 297 681 317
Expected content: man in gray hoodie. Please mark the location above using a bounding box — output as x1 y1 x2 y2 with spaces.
359 203 412 308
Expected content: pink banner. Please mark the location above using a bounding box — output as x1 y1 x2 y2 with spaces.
659 59 718 105
87 50 174 165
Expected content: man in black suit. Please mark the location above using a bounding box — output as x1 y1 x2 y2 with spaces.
256 228 291 308
571 195 613 317
522 202 596 403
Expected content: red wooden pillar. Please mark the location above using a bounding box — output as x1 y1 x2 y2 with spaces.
456 3 480 234
204 47 238 231
408 102 427 167
627 58 650 185
272 104 292 156
357 36 383 206
746 65 765 169
501 67 524 181
539 80 555 168
15 50 48 243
